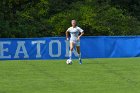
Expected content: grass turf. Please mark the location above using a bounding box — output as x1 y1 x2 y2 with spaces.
0 58 140 93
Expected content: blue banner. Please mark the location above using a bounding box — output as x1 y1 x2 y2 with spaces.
0 36 140 60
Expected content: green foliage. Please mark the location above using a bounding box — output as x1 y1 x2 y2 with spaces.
16 0 50 37
48 1 140 36
0 0 140 37
111 0 140 20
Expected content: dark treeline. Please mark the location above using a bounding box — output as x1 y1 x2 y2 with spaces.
0 0 140 38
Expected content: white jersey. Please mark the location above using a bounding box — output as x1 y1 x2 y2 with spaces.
67 26 84 41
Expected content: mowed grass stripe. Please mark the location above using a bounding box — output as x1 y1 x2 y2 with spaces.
0 58 140 93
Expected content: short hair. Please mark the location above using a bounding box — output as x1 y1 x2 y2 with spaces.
71 20 76 23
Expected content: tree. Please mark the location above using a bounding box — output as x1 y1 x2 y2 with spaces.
0 0 140 37
47 1 140 36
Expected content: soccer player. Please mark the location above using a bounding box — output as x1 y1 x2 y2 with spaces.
66 20 84 64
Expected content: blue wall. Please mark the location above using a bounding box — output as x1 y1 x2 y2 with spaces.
82 36 140 58
0 36 140 60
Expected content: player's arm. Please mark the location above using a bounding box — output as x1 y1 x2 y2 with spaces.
77 27 84 40
77 32 84 40
79 32 84 37
66 30 69 40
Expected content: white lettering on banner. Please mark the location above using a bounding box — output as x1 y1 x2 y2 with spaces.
32 41 45 58
49 40 61 57
65 40 78 57
0 39 79 59
14 41 29 58
0 42 11 58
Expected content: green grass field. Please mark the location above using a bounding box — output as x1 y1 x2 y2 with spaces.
0 58 140 93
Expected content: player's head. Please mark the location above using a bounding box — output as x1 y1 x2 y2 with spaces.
71 20 77 27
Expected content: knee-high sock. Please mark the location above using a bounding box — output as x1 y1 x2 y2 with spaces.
78 53 81 60
69 51 72 60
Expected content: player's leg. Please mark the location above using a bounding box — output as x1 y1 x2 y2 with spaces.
69 41 74 60
76 46 81 59
76 42 82 64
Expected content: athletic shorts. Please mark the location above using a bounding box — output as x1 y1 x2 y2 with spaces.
70 40 80 46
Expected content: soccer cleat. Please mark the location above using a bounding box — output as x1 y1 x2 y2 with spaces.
79 59 82 64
